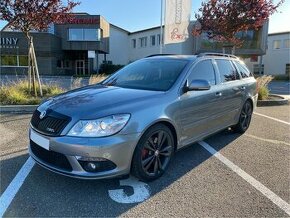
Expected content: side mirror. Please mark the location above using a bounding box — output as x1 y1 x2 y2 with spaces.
184 79 211 92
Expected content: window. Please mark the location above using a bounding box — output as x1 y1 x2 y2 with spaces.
150 35 156 46
101 59 188 91
188 60 216 85
139 37 147 47
234 61 253 78
19 56 28 66
157 34 163 45
286 64 290 74
132 39 136 48
68 28 101 41
284 39 290 48
253 64 264 75
0 55 28 66
216 59 239 82
273 40 281 49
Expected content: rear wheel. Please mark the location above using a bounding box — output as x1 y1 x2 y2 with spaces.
131 124 174 181
233 100 253 133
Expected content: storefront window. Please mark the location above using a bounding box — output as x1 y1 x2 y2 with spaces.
1 55 17 66
69 28 101 41
0 55 28 66
19 56 28 66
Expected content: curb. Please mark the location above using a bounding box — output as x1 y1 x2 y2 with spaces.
0 105 38 113
257 94 289 107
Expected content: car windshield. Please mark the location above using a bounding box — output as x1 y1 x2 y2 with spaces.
102 59 189 91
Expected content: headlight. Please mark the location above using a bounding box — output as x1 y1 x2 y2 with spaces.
67 114 130 137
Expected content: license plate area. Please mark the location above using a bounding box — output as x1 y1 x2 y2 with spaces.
30 129 50 150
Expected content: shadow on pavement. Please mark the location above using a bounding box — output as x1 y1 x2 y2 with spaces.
2 130 242 217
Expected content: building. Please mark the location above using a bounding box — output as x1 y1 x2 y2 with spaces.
1 13 277 76
0 13 110 75
245 31 290 75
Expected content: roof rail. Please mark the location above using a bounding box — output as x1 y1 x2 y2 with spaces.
197 53 238 59
146 54 177 58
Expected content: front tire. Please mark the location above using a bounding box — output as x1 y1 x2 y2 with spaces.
131 124 174 182
233 100 253 133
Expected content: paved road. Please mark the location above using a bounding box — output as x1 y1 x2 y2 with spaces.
268 81 290 95
0 105 290 217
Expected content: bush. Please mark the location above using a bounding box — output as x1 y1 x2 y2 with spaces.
256 75 273 100
273 74 290 81
0 80 64 105
88 74 107 85
99 63 124 75
258 86 269 100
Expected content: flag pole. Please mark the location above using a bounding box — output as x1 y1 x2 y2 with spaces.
160 0 164 54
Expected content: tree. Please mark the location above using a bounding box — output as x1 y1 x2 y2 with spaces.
0 0 79 96
193 0 284 53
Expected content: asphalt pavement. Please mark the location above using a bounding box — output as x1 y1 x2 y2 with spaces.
0 105 290 217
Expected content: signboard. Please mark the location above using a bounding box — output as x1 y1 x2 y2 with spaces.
88 51 95 58
164 0 192 44
0 38 19 49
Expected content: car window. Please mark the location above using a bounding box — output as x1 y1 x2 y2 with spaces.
102 59 188 91
234 61 252 78
188 60 216 85
216 59 240 82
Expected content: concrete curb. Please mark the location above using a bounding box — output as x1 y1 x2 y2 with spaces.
257 94 289 107
0 105 38 113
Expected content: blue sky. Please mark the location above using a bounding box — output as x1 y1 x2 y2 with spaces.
0 0 289 33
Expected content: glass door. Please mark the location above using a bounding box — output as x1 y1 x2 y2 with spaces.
75 60 85 75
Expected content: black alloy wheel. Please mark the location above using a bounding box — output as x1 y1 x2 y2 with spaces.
131 124 174 181
233 100 253 133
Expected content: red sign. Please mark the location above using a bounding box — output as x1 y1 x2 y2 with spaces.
67 18 99 24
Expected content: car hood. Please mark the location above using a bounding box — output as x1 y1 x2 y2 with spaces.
38 85 164 119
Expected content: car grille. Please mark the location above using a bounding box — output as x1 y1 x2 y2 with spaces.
31 109 71 136
30 140 72 171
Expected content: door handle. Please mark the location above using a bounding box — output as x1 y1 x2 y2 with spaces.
215 92 222 97
240 86 246 91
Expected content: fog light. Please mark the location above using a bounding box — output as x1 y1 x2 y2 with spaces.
88 162 97 170
77 157 117 173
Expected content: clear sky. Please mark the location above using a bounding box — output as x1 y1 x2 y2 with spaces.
0 0 289 33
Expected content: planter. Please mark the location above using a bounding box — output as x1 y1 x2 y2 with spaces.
0 105 38 113
257 94 289 107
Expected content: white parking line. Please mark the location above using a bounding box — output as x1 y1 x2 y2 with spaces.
254 112 290 125
198 141 290 216
0 157 35 217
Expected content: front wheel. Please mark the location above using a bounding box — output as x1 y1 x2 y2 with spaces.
233 100 253 133
131 124 174 182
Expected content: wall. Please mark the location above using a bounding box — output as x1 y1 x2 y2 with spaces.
245 32 290 75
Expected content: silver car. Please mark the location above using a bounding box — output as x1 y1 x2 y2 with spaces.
29 53 257 181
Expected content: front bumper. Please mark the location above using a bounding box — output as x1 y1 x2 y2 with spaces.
29 128 141 179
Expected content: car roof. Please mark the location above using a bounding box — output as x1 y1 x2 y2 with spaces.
144 53 239 62
145 55 197 62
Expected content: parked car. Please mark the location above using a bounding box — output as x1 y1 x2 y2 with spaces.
29 53 257 181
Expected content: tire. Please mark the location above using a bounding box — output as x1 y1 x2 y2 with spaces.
131 124 174 182
232 100 253 133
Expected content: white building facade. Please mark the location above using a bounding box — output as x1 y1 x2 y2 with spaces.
245 31 290 75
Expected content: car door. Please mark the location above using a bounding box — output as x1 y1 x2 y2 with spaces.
213 58 245 129
177 59 226 147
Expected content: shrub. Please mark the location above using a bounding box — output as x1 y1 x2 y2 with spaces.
256 75 273 100
0 80 64 105
273 74 290 81
89 74 107 85
258 86 269 100
99 63 124 75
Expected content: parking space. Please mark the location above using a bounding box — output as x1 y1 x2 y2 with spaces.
1 105 290 217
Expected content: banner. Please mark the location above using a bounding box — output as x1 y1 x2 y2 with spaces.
164 0 192 44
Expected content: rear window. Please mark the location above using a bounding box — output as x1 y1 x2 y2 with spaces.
215 59 240 82
234 61 253 78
